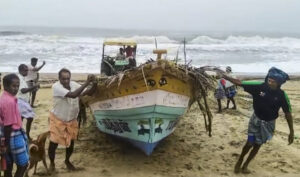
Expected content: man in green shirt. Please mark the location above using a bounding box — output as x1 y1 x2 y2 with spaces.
221 67 294 174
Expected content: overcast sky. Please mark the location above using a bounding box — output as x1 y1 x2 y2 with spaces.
1 0 300 32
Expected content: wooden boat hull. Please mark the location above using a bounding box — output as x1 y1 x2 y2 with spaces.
83 60 194 155
90 90 189 155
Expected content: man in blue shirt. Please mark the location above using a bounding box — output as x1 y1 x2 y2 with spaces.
222 67 294 174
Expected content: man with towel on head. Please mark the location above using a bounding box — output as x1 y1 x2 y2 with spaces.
223 66 237 110
214 66 237 113
48 68 97 172
221 67 294 174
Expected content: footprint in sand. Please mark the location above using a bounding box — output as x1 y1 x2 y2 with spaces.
101 169 111 176
231 153 240 158
280 168 288 173
229 140 242 147
229 127 236 132
184 163 193 170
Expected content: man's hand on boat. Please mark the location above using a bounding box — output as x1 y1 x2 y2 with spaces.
87 74 96 83
81 74 98 96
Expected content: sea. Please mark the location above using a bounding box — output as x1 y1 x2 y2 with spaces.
1 26 300 75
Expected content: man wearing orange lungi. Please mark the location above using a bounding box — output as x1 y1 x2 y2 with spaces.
48 68 96 171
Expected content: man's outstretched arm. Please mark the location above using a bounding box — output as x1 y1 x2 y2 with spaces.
66 75 95 98
32 61 46 71
222 74 242 86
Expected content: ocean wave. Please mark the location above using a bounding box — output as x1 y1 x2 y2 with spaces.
189 35 300 46
0 31 27 36
106 36 177 44
187 35 300 53
0 34 102 55
1 33 300 73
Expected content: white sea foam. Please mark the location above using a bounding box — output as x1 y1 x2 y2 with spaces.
105 35 176 44
189 35 300 53
1 33 300 74
190 35 300 45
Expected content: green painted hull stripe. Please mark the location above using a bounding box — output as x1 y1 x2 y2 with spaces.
95 114 179 120
94 105 186 118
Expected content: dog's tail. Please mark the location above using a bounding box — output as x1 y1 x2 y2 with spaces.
37 131 50 144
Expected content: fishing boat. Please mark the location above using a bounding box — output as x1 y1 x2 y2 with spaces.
81 39 213 155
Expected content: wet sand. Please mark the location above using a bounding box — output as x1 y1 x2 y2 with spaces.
7 75 300 177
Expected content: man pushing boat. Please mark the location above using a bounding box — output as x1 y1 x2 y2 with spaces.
221 67 294 174
48 68 97 171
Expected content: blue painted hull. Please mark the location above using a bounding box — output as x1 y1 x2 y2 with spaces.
127 138 160 155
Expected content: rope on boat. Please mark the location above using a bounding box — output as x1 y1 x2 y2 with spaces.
198 84 213 137
197 99 208 132
188 68 215 137
77 100 87 139
141 65 149 91
117 73 125 88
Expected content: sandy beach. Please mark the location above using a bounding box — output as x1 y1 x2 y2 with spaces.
1 74 299 177
2 1 300 177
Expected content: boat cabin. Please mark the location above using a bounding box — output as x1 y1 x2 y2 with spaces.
101 40 137 76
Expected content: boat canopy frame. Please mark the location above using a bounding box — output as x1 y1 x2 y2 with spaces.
103 40 137 47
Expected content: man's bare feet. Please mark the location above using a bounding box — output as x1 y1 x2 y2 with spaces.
65 160 76 171
234 159 243 173
49 162 55 172
241 167 251 174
